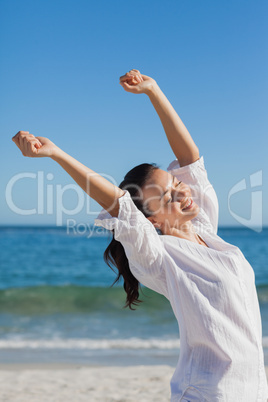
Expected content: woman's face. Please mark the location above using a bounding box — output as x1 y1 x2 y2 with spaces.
141 169 200 232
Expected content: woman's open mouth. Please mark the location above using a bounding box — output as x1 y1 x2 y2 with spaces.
182 198 193 211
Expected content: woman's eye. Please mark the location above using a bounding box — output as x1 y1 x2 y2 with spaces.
166 181 181 204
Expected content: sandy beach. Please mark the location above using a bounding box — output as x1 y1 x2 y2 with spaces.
0 364 174 402
0 364 267 402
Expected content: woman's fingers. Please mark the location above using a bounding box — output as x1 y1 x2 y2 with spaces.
25 136 42 148
12 131 43 157
27 141 38 156
120 73 143 82
121 71 150 83
13 131 27 145
27 137 42 148
119 72 131 81
120 81 139 93
21 137 31 156
13 131 42 147
12 131 27 146
120 74 133 82
131 74 143 83
120 69 143 82
119 68 146 94
22 138 40 157
12 132 56 158
12 130 28 138
119 74 143 87
30 140 41 154
129 69 140 75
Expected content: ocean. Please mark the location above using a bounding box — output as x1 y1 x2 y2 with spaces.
0 226 267 366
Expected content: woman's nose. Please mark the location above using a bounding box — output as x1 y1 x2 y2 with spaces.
172 187 188 203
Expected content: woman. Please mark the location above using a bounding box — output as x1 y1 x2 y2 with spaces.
12 69 267 401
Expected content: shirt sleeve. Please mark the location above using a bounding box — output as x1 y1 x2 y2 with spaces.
94 190 165 279
167 156 219 234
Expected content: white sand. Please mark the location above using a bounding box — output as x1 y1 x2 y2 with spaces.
0 364 267 402
0 364 174 402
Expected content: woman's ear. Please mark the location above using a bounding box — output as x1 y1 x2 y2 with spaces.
147 216 161 229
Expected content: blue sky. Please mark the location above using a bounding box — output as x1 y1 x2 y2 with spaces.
0 0 267 229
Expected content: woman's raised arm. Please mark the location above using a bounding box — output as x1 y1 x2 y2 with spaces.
11 131 124 217
120 69 200 167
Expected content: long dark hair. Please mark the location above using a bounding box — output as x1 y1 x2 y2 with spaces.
104 163 159 310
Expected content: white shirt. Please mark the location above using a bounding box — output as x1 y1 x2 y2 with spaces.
95 156 268 402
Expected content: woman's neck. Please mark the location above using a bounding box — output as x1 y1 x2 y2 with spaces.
162 221 208 247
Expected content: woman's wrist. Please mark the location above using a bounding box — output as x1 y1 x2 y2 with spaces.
146 82 162 99
142 79 158 96
50 146 65 162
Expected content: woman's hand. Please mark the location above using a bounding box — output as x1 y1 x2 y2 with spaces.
119 69 157 95
12 131 59 158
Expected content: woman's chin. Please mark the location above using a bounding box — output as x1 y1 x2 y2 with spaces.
185 208 200 223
